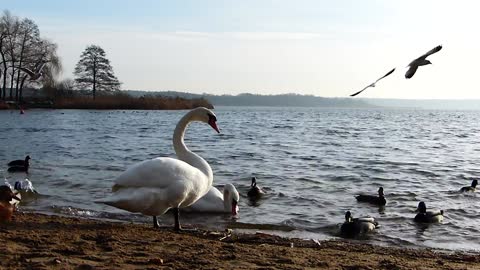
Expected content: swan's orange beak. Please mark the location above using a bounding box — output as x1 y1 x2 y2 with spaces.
209 119 220 133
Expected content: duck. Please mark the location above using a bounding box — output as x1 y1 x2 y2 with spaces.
13 179 38 203
460 180 477 192
0 185 21 222
340 211 378 238
8 155 30 167
97 107 220 231
7 165 29 173
247 177 265 200
14 179 38 194
355 187 386 206
414 201 444 223
184 184 239 215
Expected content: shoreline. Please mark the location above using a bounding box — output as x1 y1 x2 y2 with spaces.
1 213 478 269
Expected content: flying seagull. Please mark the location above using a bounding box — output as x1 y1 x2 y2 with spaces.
349 68 396 97
405 45 442 79
18 62 47 81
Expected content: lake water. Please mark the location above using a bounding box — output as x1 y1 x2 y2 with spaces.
1 106 480 251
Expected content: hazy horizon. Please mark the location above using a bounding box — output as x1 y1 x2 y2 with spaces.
3 1 480 99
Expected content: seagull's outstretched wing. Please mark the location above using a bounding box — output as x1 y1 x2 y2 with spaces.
408 45 443 66
374 68 395 84
19 62 46 80
419 45 442 60
350 85 372 97
405 65 418 79
18 67 35 77
350 68 395 97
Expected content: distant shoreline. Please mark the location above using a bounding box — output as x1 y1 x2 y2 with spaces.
0 96 214 110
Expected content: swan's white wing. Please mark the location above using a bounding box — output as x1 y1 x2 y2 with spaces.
98 187 174 216
107 157 211 213
184 186 225 212
114 157 206 189
374 68 396 83
405 65 418 79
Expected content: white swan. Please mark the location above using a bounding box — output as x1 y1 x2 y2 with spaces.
97 107 220 231
184 183 239 214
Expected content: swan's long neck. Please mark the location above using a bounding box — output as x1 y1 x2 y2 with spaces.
173 111 213 183
223 190 231 212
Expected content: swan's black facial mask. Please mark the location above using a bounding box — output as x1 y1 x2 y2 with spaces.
208 114 220 133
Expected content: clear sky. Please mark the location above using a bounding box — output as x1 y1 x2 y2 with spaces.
1 1 478 99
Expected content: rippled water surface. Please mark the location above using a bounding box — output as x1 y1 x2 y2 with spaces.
2 107 480 251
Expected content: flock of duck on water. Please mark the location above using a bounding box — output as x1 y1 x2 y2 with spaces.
1 44 474 238
0 105 477 239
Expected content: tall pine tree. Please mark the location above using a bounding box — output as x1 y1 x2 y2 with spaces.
74 45 120 99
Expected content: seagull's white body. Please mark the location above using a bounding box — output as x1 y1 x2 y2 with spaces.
97 107 220 229
405 45 442 79
350 68 395 97
185 183 239 214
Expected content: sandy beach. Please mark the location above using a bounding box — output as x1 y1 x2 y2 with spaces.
0 212 478 270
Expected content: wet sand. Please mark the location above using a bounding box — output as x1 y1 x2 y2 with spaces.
0 212 479 270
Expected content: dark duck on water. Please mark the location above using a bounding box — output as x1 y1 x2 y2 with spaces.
460 179 477 192
340 211 378 238
8 155 30 167
247 177 265 200
355 187 386 206
414 201 444 223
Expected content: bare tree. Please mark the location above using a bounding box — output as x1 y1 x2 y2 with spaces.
0 10 62 101
0 21 7 99
74 45 121 99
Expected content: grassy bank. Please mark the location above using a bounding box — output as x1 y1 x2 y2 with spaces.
52 95 213 110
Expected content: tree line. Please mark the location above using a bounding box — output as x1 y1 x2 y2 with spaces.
0 10 121 102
